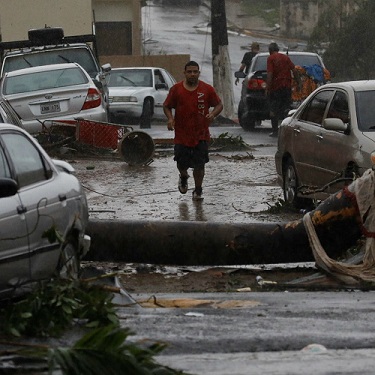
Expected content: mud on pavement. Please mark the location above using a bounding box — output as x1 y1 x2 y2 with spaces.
71 152 302 224
71 147 319 293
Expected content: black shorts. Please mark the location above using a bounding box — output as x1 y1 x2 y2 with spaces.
174 141 209 170
269 87 292 120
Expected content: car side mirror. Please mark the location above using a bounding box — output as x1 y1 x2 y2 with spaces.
323 117 348 132
155 83 168 90
234 71 246 79
101 63 112 74
0 178 18 198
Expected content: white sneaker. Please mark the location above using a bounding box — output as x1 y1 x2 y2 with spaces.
192 189 203 201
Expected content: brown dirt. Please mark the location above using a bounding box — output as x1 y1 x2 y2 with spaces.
82 262 319 294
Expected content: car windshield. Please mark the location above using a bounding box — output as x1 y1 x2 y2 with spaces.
252 54 322 71
3 67 88 94
3 47 99 77
108 69 153 88
355 91 375 131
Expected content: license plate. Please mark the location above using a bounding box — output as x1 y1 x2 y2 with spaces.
40 102 61 114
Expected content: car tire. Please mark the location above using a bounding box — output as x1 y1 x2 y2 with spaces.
57 237 80 280
140 99 152 129
283 158 312 209
238 101 256 131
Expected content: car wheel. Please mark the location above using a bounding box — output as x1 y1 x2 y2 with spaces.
283 158 312 209
140 99 152 129
238 101 256 131
58 238 80 280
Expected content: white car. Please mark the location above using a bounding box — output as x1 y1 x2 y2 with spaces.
0 63 108 134
0 124 90 299
0 98 23 126
108 67 176 128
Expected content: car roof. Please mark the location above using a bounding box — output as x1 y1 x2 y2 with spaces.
4 62 82 77
3 43 89 55
323 80 375 92
256 51 321 57
111 67 165 71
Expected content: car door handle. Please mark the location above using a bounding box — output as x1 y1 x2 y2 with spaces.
17 205 27 214
316 134 323 140
59 194 67 202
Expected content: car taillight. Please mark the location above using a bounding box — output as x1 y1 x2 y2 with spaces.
81 88 102 110
248 78 266 90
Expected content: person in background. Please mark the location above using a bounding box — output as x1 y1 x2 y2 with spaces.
163 61 223 201
235 41 260 85
266 42 301 137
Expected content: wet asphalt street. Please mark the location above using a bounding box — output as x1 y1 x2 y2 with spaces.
74 123 375 375
74 2 375 371
73 121 292 225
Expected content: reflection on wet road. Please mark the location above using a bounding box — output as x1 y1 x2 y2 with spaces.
73 153 299 224
179 201 207 221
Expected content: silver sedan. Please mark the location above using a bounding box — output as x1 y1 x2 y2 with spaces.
0 124 90 299
1 63 108 134
275 80 375 208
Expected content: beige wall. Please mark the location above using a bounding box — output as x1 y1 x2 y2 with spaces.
0 0 142 55
92 0 142 55
0 0 93 41
93 0 133 21
100 54 191 82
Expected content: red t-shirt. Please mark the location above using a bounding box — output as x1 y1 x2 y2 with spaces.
267 52 295 92
164 80 222 147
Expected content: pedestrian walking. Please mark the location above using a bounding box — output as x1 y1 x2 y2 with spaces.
235 41 260 85
163 61 223 200
265 42 300 137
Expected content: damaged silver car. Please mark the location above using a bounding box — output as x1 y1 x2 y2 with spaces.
0 124 90 298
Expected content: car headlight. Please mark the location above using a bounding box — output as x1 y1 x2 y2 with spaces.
109 96 138 103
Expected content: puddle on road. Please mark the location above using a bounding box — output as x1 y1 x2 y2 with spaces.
72 156 301 224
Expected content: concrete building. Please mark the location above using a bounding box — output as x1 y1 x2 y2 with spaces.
280 0 364 40
0 0 142 55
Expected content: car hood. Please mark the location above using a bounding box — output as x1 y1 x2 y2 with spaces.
108 87 151 96
362 131 375 144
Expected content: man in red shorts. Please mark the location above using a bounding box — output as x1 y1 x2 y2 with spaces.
163 61 223 200
266 42 300 137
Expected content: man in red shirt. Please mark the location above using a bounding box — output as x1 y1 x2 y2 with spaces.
266 42 300 137
163 61 223 200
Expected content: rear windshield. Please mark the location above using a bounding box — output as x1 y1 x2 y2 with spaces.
3 67 88 95
252 54 323 72
2 47 99 77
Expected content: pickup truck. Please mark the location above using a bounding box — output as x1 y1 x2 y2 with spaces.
0 27 111 112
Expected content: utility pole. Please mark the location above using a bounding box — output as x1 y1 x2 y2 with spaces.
211 0 235 119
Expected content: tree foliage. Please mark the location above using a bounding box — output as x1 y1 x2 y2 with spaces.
308 0 375 81
0 280 188 374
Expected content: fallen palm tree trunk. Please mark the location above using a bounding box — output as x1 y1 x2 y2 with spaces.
86 186 361 265
231 188 361 264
